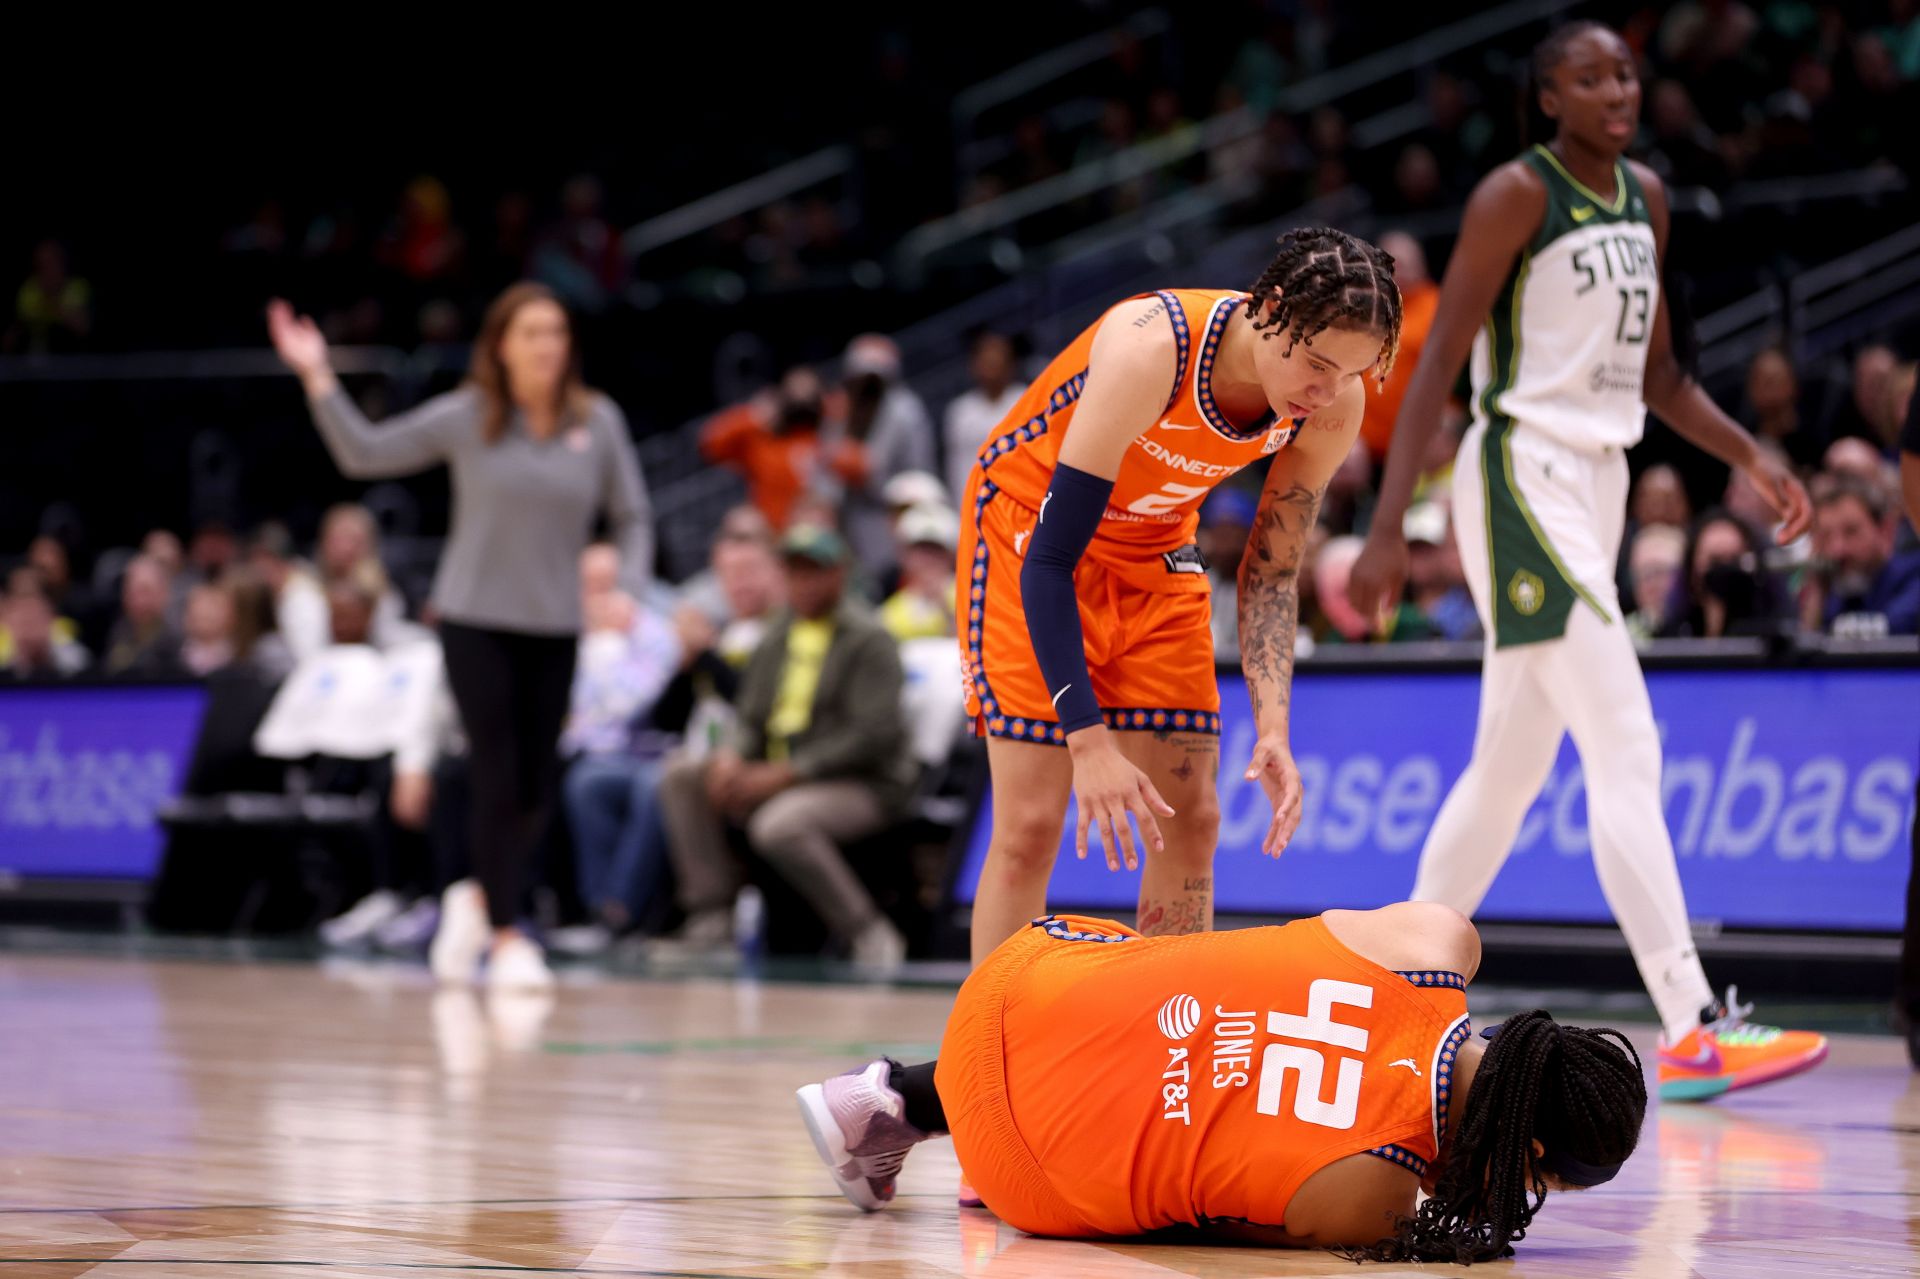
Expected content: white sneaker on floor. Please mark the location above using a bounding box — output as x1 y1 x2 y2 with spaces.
319 890 404 949
486 935 555 991
429 880 491 985
850 917 906 971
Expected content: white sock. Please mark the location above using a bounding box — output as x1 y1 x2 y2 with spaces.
1637 941 1716 1043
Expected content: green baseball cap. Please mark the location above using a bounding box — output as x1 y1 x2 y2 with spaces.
780 523 851 566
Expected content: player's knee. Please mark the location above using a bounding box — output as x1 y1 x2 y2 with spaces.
992 807 1067 875
1161 791 1220 851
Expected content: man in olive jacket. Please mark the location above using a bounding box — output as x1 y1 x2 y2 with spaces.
658 524 913 964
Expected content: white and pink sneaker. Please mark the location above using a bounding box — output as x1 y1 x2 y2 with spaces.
796 1060 927 1211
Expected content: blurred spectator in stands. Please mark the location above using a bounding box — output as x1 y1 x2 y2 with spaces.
532 175 621 314
4 240 91 355
378 176 464 287
1659 0 1764 134
1660 510 1782 639
708 533 785 666
25 534 98 647
1806 478 1920 637
142 528 185 581
1743 347 1825 468
0 573 88 679
224 570 296 684
880 504 959 643
477 192 536 298
1318 439 1374 536
1381 143 1445 217
179 580 237 676
1306 106 1355 197
996 115 1065 192
1634 464 1692 531
102 554 184 676
1829 343 1898 447
246 522 331 663
1077 99 1147 214
826 335 936 581
1825 437 1900 511
1228 13 1298 113
702 365 852 529
1626 523 1688 641
558 543 683 951
1359 232 1440 464
315 503 411 649
1199 487 1258 663
1643 79 1731 188
943 330 1027 501
1413 72 1497 197
1311 535 1373 644
655 525 913 965
681 506 775 623
1400 503 1480 642
188 520 239 586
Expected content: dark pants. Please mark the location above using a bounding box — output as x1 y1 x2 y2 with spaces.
440 621 577 929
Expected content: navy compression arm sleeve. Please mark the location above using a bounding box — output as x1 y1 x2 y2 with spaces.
1018 462 1112 735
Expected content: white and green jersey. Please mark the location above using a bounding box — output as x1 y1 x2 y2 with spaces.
1469 145 1659 453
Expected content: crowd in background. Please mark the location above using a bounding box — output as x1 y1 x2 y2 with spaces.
6 1 1920 962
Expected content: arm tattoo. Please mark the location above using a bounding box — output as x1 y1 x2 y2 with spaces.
1131 302 1167 328
1237 479 1327 733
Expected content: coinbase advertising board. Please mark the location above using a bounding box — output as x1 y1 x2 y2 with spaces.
0 684 207 879
956 668 1920 931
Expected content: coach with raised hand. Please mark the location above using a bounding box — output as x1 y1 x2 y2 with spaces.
268 283 652 990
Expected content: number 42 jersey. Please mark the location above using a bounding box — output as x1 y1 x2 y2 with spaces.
1470 145 1661 452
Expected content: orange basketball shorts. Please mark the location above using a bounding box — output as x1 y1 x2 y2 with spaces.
935 914 1144 1236
955 475 1222 745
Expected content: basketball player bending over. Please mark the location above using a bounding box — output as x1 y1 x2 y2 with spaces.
799 902 1646 1263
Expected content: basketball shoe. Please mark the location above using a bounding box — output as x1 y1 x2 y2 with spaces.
797 1060 927 1211
1657 987 1828 1101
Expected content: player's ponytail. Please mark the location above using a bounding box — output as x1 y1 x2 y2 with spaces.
1345 1010 1646 1265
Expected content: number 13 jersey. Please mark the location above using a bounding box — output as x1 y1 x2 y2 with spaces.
971 288 1300 593
1471 145 1660 452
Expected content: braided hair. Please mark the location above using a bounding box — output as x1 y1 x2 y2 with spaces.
1348 1010 1647 1265
1246 226 1403 386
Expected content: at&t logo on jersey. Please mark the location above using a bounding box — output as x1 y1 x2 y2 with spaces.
1158 994 1202 1040
1155 995 1202 1126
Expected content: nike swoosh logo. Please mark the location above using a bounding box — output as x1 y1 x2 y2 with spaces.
1389 1058 1421 1075
1051 684 1072 708
1662 1040 1721 1071
1571 205 1596 223
1159 423 1201 431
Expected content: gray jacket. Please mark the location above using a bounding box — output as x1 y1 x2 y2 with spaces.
312 385 651 635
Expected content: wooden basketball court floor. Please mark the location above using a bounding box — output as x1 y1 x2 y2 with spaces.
3 947 1917 1278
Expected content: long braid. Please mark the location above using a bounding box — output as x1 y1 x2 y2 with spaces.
1345 1011 1647 1265
1246 226 1404 385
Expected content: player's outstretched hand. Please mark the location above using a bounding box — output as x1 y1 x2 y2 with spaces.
1744 451 1812 544
1067 729 1175 873
1347 532 1409 631
1246 734 1303 857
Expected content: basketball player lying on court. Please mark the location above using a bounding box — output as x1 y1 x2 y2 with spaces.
798 902 1645 1264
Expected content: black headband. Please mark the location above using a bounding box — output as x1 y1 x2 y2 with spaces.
1478 1023 1624 1189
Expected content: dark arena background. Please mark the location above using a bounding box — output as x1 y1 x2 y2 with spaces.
4 3 1919 1275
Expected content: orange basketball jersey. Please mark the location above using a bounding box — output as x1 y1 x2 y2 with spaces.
972 288 1301 591
974 915 1470 1235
